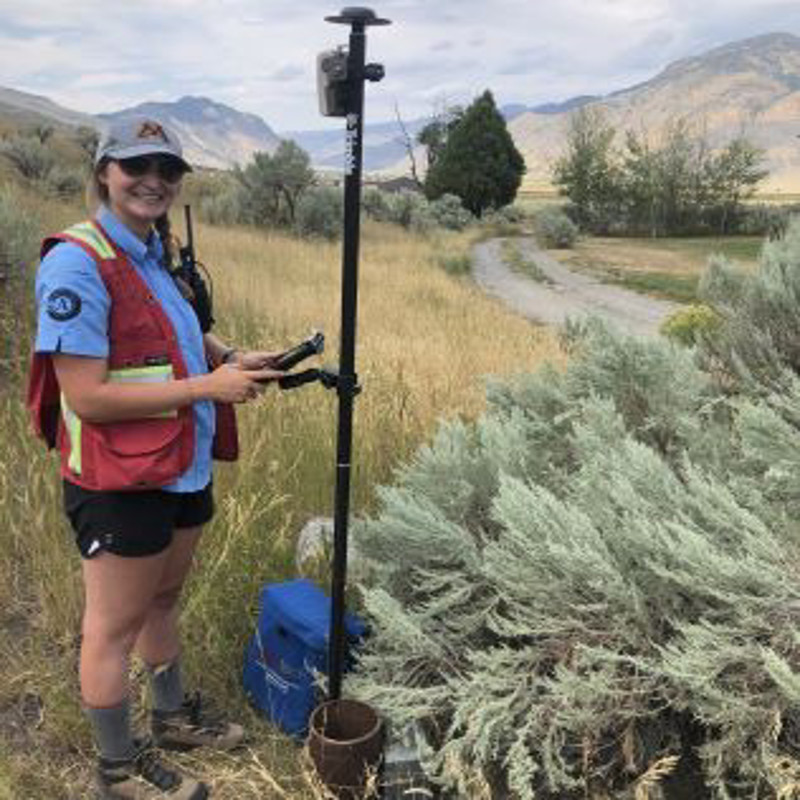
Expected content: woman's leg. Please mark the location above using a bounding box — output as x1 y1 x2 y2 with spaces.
81 548 172 707
134 525 203 669
82 544 209 799
137 525 246 751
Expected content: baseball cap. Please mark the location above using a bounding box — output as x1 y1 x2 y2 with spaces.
95 116 192 171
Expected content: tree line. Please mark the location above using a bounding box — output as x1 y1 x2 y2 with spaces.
553 107 768 236
2 94 528 239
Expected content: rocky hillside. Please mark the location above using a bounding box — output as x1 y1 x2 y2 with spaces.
0 90 280 169
0 86 95 129
98 96 281 169
509 32 800 193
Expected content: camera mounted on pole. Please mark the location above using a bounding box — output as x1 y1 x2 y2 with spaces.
317 7 389 117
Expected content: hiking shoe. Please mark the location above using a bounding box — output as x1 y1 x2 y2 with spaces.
96 737 208 799
152 692 245 752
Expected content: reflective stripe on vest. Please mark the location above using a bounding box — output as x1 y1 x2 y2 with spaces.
64 221 116 260
60 350 178 473
107 364 178 419
61 393 82 474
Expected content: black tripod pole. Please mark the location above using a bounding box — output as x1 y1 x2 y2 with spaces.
324 7 389 701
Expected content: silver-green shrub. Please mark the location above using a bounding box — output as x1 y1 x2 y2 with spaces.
698 217 800 394
0 135 55 181
533 206 579 248
198 185 248 226
427 193 474 231
45 165 87 200
362 186 393 222
384 190 432 230
294 185 343 240
0 185 40 383
364 188 473 231
0 186 39 265
351 229 800 798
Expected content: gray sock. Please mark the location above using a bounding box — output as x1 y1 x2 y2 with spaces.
148 659 185 713
84 700 135 762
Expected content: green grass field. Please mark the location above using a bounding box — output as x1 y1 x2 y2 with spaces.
548 234 765 303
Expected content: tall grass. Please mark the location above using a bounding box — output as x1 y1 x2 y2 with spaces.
0 198 560 797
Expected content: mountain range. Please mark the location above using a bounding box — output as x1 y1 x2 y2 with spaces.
1 31 799 191
508 31 800 193
97 96 281 170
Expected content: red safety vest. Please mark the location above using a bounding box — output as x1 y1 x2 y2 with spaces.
27 219 238 492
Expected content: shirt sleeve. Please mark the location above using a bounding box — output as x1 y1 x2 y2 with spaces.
35 242 111 358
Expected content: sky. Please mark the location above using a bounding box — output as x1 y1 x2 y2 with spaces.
1 0 799 133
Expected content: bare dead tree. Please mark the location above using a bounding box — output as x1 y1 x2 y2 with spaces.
394 103 423 189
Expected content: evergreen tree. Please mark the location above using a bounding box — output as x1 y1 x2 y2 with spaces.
424 90 525 217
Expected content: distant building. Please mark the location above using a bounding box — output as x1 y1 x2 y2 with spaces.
364 175 421 194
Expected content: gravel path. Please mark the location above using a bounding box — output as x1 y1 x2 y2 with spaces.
472 237 680 337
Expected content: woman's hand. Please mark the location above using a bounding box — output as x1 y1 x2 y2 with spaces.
236 350 286 370
197 363 283 403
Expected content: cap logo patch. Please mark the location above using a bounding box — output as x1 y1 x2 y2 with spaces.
137 122 167 142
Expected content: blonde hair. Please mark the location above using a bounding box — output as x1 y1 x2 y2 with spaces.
85 158 108 214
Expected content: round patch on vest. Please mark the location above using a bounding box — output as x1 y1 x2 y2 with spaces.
46 288 82 321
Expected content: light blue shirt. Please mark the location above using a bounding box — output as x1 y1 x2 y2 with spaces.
35 206 214 493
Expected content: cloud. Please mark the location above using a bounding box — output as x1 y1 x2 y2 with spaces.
0 0 797 129
269 65 306 82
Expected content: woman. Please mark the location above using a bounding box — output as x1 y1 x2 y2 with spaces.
28 116 282 799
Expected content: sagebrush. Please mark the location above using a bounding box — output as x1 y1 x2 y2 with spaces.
351 219 800 799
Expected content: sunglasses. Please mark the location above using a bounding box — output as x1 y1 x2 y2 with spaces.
116 155 187 183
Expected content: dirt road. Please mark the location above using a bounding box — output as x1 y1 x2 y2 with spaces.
472 237 679 337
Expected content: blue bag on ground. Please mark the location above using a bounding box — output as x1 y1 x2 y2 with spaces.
242 578 367 737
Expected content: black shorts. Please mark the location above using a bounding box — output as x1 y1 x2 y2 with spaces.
63 480 214 559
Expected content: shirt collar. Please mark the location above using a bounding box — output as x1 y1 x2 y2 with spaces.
96 206 163 265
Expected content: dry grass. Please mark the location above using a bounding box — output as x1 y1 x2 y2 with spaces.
0 202 560 798
633 755 680 800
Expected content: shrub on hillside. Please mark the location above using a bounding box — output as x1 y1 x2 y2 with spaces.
0 185 39 266
0 186 39 382
533 206 579 248
350 222 800 798
199 185 249 226
294 185 343 240
0 135 56 181
45 165 86 200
